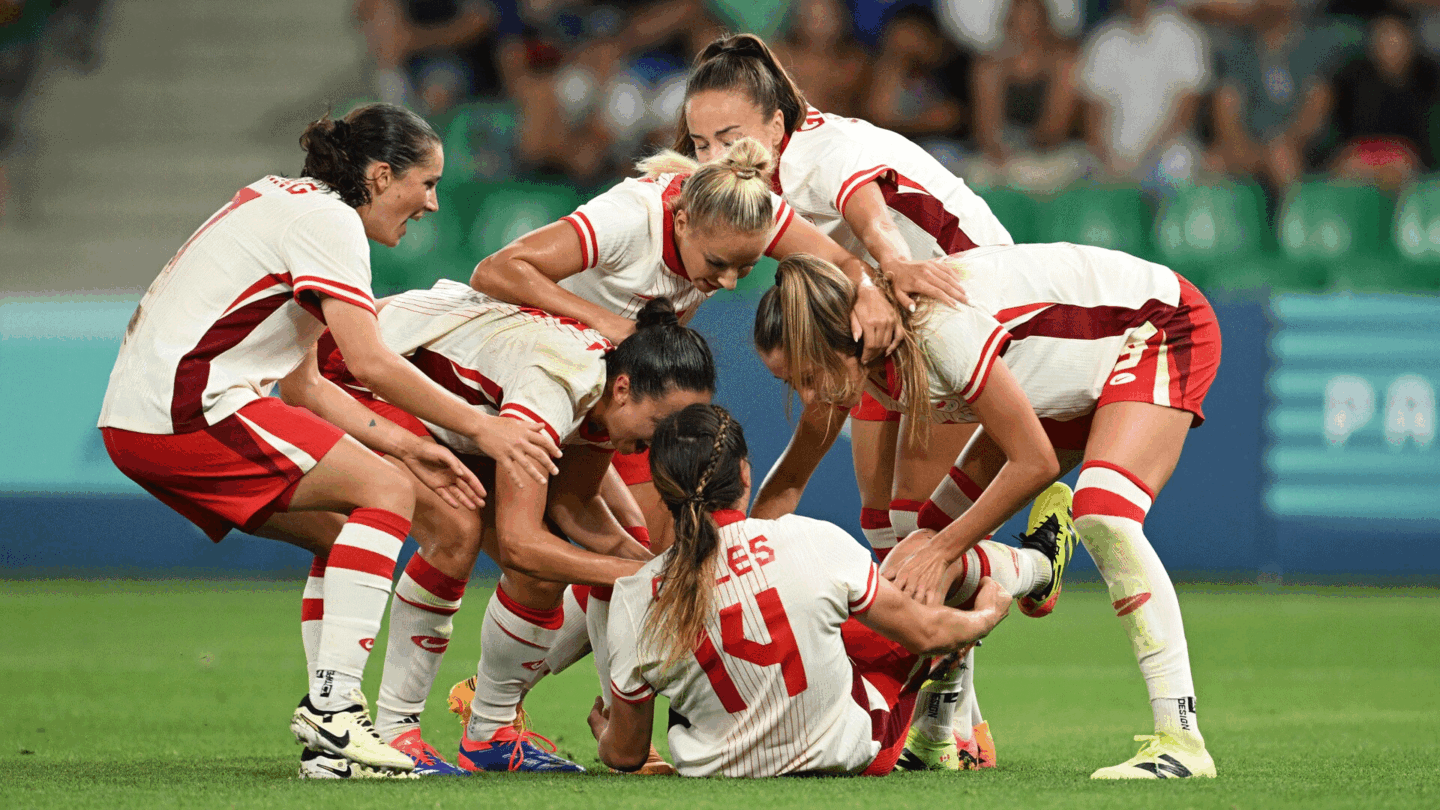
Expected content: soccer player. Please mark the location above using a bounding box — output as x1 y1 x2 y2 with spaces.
754 248 1223 779
675 33 1017 765
589 403 1063 777
96 103 559 777
321 286 715 773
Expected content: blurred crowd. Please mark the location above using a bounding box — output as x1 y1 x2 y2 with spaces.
353 0 1440 207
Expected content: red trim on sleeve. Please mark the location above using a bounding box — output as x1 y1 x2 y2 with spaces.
563 215 591 269
849 563 880 614
835 166 892 217
962 326 1012 404
610 680 656 704
764 203 796 256
499 404 561 445
293 275 376 314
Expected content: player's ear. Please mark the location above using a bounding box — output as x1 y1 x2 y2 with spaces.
611 374 631 405
369 161 394 196
673 208 689 236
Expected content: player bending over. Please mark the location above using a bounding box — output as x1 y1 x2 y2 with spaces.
589 403 1077 776
754 247 1222 779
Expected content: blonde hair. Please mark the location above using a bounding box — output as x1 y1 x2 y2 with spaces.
754 255 933 448
635 137 775 236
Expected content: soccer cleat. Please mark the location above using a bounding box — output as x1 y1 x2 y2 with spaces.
1017 483 1078 618
970 721 997 769
612 744 678 776
896 726 962 771
447 676 476 726
1090 734 1216 780
290 690 415 772
456 724 586 773
389 728 468 776
298 746 417 780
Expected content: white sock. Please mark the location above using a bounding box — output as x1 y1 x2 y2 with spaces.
912 661 964 744
889 499 923 547
301 555 326 675
1074 461 1203 747
465 584 561 739
375 552 466 742
943 541 1049 607
959 646 983 735
542 585 593 677
586 587 614 710
859 507 896 560
311 508 409 711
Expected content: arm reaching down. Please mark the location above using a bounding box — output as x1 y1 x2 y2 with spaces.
857 576 1012 656
750 400 849 519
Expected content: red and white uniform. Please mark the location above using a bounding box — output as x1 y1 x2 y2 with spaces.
98 176 371 540
865 243 1222 442
607 510 923 777
331 279 616 453
560 172 795 321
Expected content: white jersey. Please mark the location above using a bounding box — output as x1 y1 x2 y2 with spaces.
559 173 795 320
608 510 885 777
774 108 1013 261
866 243 1184 424
99 176 374 434
355 280 614 452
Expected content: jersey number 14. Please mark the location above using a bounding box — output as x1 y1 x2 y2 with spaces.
694 588 809 713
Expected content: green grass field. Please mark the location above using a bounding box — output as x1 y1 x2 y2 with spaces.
2 579 1437 809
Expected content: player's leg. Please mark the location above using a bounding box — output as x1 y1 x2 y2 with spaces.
849 397 901 558
252 511 346 677
1079 401 1214 779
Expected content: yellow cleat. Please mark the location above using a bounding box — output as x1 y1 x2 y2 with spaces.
1018 483 1078 618
896 726 963 771
1090 734 1216 779
970 721 997 769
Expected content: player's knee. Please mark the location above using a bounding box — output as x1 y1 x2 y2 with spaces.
358 459 416 518
419 509 482 572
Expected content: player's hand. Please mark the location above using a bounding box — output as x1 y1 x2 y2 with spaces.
850 283 902 362
472 415 562 490
882 257 969 310
397 437 485 510
972 576 1013 635
882 534 953 606
586 695 610 741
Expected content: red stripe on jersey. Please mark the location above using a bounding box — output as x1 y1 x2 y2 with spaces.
293 275 374 309
166 187 261 273
170 292 294 432
577 213 600 269
1004 299 1174 343
403 553 468 600
764 204 796 255
994 302 1055 328
301 597 324 622
711 509 746 527
1080 460 1156 501
963 326 1012 404
563 215 591 269
309 556 328 577
660 175 689 279
610 680 655 704
409 348 502 406
694 629 747 713
225 272 294 312
327 545 399 579
835 166 891 217
874 171 978 254
500 404 560 445
850 564 879 614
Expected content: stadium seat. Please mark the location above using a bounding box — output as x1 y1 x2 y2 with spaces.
467 181 582 258
1043 186 1152 257
1278 181 1395 262
436 101 520 184
1393 176 1440 267
975 187 1044 245
1154 183 1268 266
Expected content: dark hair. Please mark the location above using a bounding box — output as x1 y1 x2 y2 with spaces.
645 403 749 668
604 298 717 400
672 33 811 158
299 103 441 208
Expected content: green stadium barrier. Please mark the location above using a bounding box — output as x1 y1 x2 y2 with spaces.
1394 176 1440 271
1155 183 1268 268
467 181 581 258
437 101 520 183
975 187 1044 245
1279 181 1396 263
1044 186 1152 257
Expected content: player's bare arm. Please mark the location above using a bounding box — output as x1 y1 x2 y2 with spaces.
545 448 653 561
469 221 637 345
589 694 654 772
843 181 968 309
750 400 848 519
858 575 1012 656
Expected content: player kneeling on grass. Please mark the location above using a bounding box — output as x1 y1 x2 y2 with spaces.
587 403 1073 777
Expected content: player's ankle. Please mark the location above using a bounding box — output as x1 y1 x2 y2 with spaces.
374 710 421 743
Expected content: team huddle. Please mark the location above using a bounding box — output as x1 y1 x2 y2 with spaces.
98 34 1220 782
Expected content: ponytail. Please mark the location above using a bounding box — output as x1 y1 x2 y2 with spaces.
754 255 933 448
605 298 717 401
645 404 749 670
673 33 810 158
636 136 775 237
299 103 440 208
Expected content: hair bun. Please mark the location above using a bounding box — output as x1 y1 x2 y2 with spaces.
636 297 680 329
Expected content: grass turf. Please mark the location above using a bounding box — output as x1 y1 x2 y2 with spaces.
1 579 1437 809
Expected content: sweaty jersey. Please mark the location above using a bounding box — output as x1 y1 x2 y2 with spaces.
607 510 886 777
774 108 1013 261
99 176 374 435
559 173 795 319
358 280 615 452
866 242 1185 424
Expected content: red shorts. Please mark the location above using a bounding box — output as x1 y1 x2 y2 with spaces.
101 397 345 542
611 447 652 486
841 618 926 776
1096 274 1221 426
850 363 902 423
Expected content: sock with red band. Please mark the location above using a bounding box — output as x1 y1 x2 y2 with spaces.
624 525 651 548
916 467 993 542
1073 461 1203 748
860 508 895 560
541 585 593 683
375 552 467 742
889 499 924 545
466 585 563 739
301 556 326 676
311 508 409 711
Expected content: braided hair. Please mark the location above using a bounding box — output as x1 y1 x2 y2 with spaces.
644 403 749 670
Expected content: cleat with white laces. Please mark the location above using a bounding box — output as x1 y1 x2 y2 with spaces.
1018 483 1079 618
290 689 415 772
389 728 468 776
298 746 418 780
1091 734 1216 780
457 724 586 773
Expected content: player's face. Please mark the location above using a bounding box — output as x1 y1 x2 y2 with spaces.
360 144 443 247
674 215 769 294
759 347 865 408
605 383 714 455
685 90 787 162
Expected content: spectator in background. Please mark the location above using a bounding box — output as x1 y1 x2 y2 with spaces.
1330 9 1438 189
864 6 969 139
1079 0 1212 192
1208 0 1337 194
774 0 870 118
934 0 1084 53
356 0 522 115
969 0 1088 192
